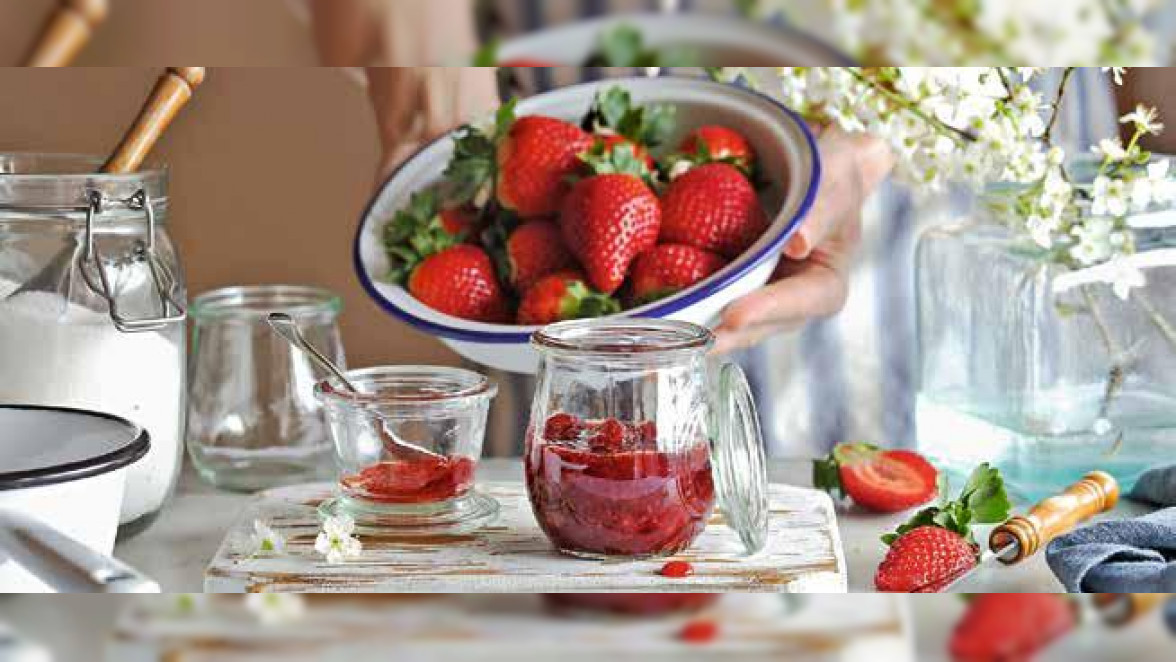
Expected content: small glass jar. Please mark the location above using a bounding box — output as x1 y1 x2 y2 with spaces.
0 154 186 537
316 366 500 534
525 319 768 560
186 285 343 491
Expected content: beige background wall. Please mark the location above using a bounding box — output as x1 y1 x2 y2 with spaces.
0 6 459 369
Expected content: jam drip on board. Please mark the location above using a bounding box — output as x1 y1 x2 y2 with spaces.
544 593 720 616
526 413 715 558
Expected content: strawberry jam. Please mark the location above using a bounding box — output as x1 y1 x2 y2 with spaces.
341 455 475 504
544 593 719 616
526 414 715 558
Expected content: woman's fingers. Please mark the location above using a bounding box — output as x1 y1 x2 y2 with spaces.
784 129 893 260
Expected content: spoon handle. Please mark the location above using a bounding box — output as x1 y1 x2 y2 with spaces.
23 0 108 67
990 471 1120 564
102 67 206 174
267 313 356 391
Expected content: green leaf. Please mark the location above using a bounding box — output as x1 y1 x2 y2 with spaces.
584 86 677 149
958 463 1013 524
443 99 518 204
811 453 844 499
564 281 621 320
579 142 653 181
381 190 464 284
472 39 500 66
596 24 645 67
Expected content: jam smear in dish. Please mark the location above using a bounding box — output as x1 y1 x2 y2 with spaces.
544 593 719 616
342 455 475 504
526 414 715 558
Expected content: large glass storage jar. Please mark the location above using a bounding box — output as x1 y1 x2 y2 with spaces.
917 170 1176 503
526 319 769 560
0 154 186 536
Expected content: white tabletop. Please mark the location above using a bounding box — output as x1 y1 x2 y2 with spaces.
112 458 1154 594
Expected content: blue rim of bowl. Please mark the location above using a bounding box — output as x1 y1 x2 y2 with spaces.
353 76 822 344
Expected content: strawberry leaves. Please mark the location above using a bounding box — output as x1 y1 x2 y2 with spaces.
383 190 464 284
579 142 656 183
584 87 677 149
445 99 518 203
881 463 1011 546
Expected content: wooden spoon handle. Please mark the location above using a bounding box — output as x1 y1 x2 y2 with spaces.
1093 593 1173 626
990 471 1119 564
101 67 206 174
23 0 108 67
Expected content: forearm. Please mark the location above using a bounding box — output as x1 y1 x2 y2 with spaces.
309 0 481 66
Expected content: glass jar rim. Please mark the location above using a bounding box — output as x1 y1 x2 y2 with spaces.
531 319 715 358
190 285 342 322
314 365 497 411
0 153 169 212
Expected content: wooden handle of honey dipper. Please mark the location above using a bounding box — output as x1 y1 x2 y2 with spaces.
1093 593 1173 626
101 67 206 174
23 0 109 67
989 471 1119 564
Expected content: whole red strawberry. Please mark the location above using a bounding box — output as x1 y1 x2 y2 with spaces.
383 191 476 284
660 163 769 258
874 526 978 593
497 116 594 217
950 594 1075 662
560 174 661 294
408 245 510 323
680 126 755 170
517 270 619 326
813 443 939 513
502 220 578 293
629 244 728 305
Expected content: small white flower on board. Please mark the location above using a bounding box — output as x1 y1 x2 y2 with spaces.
245 594 306 626
245 519 286 557
315 514 363 564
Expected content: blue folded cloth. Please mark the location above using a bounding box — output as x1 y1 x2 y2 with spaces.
1045 507 1176 593
1131 464 1176 507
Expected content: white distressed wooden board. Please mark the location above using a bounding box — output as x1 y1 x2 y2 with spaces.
107 594 910 662
204 481 847 593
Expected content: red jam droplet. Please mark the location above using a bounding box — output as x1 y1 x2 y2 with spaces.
526 415 716 558
679 619 719 644
341 456 475 503
660 560 694 578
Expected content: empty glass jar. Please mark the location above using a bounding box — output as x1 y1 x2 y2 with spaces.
525 319 768 560
187 286 342 491
316 366 499 534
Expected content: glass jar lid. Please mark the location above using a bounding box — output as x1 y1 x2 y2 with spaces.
714 362 770 555
531 318 713 366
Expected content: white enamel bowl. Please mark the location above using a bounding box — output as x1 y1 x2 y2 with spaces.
0 405 156 593
355 76 821 374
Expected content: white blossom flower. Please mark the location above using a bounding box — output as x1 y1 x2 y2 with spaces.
1120 104 1164 135
1091 176 1129 217
1104 256 1148 300
315 514 363 564
1092 138 1128 162
1070 217 1117 266
245 520 285 557
245 594 306 626
1102 67 1127 85
156 593 209 618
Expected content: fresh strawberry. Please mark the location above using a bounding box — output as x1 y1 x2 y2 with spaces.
874 526 978 593
383 190 475 283
516 270 620 326
500 220 579 293
596 133 656 171
950 594 1075 662
498 116 594 217
407 245 511 323
680 126 756 170
446 101 594 218
812 443 938 513
660 163 769 258
630 244 728 305
874 464 1012 593
560 171 661 294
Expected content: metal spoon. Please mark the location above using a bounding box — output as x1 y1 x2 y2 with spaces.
267 312 442 461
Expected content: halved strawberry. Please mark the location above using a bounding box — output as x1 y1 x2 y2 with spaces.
499 220 579 293
680 126 756 171
407 244 511 323
950 594 1075 662
660 163 769 259
560 166 661 294
813 443 938 513
874 526 978 593
517 270 620 326
629 244 728 306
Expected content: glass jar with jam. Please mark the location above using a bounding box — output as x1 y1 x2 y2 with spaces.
525 319 768 560
315 366 500 534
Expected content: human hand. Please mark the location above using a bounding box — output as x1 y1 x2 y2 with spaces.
365 67 500 183
309 0 480 66
713 128 894 354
